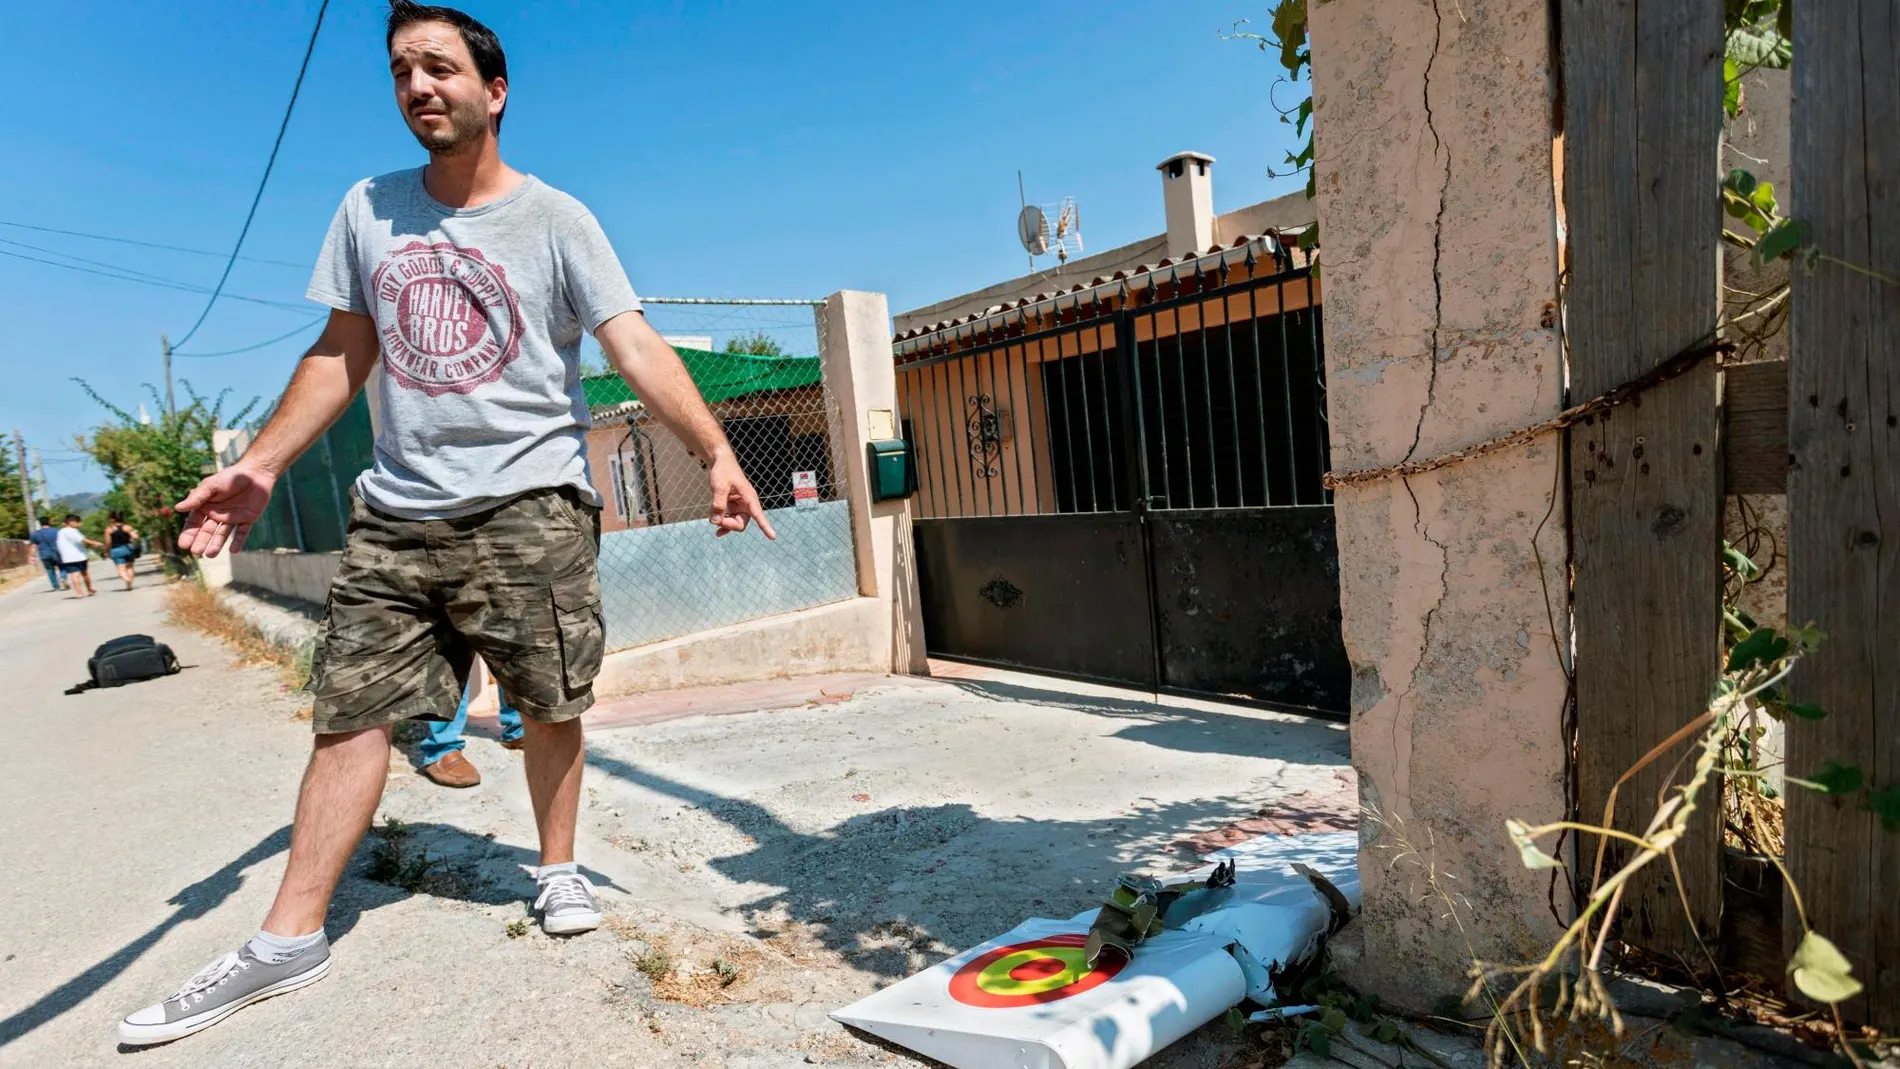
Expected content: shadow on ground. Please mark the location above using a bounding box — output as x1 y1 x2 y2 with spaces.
0 821 621 1051
586 747 1346 982
936 677 1352 760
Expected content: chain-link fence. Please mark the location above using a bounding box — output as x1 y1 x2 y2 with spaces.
584 298 858 652
236 300 859 653
244 392 373 552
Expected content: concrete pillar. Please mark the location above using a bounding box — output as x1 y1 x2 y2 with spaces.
1309 0 1569 1011
819 291 928 675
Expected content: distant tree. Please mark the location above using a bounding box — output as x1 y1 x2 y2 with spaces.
74 380 257 570
0 434 26 539
723 331 785 357
579 337 611 377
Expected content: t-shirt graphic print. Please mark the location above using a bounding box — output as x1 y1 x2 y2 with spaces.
307 168 641 519
372 240 525 396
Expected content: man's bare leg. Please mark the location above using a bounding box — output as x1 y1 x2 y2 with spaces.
119 725 388 1044
520 716 584 866
520 716 598 933
261 724 393 935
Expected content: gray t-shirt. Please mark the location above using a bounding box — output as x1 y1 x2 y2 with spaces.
308 167 640 519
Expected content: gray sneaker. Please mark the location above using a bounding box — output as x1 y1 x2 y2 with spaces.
118 939 331 1046
535 871 603 935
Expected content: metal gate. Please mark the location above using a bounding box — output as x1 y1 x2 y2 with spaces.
895 247 1349 715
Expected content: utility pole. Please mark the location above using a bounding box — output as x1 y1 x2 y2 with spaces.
31 449 51 512
13 431 36 533
162 332 176 421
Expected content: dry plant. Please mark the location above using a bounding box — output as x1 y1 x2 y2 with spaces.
164 578 313 692
1474 618 1884 1069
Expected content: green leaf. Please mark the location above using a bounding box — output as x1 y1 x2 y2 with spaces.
1723 168 1760 198
1295 98 1314 138
1727 24 1793 68
1756 218 1811 263
1505 818 1564 870
1727 628 1791 672
1867 786 1900 832
1809 761 1865 795
1786 623 1826 651
1778 0 1792 40
1749 180 1779 217
1788 931 1864 1003
1308 1026 1332 1057
1319 1006 1348 1033
1785 701 1828 721
1224 1006 1248 1033
1724 542 1763 580
1371 1018 1401 1044
1271 0 1309 77
1723 58 1744 117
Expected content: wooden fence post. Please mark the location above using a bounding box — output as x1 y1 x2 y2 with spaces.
1562 0 1726 961
1784 0 1899 1028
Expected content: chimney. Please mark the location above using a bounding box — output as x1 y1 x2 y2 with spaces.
1156 151 1216 258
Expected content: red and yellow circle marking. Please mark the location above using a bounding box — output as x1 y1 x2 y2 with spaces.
947 934 1124 1008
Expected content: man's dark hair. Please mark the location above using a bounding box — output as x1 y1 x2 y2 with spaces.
38 516 50 527
64 513 81 524
386 1 509 133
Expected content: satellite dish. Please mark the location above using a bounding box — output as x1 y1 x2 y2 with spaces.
1018 204 1051 256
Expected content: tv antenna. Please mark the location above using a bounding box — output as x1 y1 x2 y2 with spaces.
1016 171 1083 273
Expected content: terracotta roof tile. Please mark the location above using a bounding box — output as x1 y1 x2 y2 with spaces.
892 231 1309 354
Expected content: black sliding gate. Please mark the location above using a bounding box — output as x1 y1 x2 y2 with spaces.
896 259 1350 716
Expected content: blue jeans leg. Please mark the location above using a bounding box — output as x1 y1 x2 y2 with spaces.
498 700 524 744
43 560 62 591
418 685 473 766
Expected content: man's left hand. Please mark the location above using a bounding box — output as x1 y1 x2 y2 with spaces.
707 456 778 540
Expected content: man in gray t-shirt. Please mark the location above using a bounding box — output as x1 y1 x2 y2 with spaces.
121 2 775 1046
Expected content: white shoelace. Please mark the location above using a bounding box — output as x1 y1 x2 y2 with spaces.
169 952 251 1005
534 872 598 914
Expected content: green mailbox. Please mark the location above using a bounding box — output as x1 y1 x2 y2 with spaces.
867 439 917 502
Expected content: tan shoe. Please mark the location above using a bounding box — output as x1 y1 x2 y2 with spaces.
500 737 525 751
422 750 481 788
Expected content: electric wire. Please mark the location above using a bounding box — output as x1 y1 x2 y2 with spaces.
174 315 326 357
0 219 305 269
171 0 329 348
0 247 311 312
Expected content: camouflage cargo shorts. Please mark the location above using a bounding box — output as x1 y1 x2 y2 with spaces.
308 486 604 735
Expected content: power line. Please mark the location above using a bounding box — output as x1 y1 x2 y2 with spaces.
174 315 326 357
0 220 306 269
0 236 223 290
172 0 329 348
0 247 311 312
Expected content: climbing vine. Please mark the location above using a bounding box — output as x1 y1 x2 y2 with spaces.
1227 0 1317 252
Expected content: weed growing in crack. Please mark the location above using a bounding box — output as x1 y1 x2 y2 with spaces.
636 948 674 982
363 816 493 899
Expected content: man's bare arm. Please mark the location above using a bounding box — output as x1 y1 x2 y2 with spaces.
593 310 776 539
175 310 380 557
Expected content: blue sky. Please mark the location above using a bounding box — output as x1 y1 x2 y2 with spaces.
0 2 1305 496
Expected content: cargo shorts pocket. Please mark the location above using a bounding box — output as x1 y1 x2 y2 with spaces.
551 573 604 692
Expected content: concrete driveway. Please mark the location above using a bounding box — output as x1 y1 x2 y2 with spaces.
0 567 1352 1068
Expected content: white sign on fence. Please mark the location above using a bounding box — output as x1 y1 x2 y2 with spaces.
792 470 819 508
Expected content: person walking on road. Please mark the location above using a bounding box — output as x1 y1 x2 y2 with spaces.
54 514 102 598
29 516 64 592
118 1 776 1047
419 671 525 787
105 512 142 591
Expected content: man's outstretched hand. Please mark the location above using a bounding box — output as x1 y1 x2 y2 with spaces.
175 466 277 558
707 456 777 540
